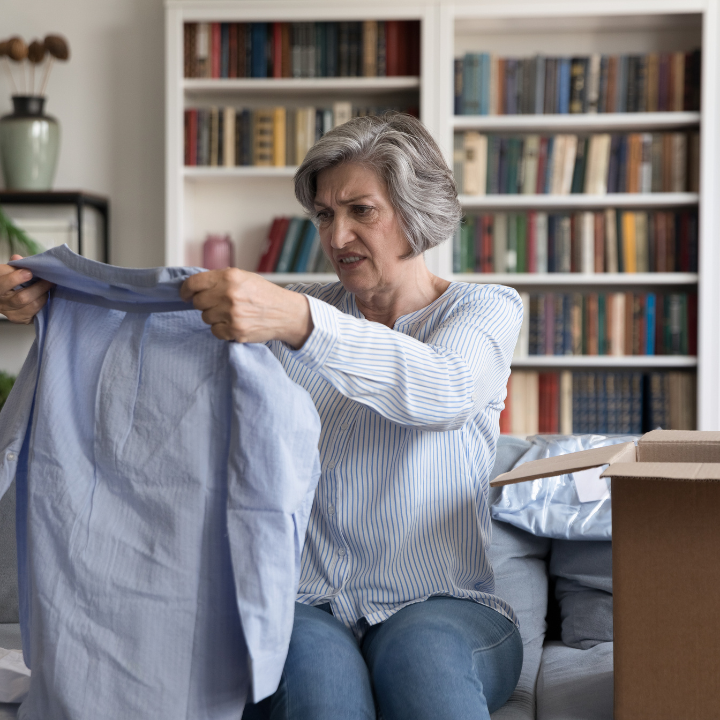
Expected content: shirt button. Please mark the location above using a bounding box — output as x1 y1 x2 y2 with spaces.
341 422 350 431
474 582 484 590
6 452 16 462
328 504 335 515
338 548 346 557
326 461 335 471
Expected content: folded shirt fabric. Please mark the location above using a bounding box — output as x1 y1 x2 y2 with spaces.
0 246 321 720
491 434 638 540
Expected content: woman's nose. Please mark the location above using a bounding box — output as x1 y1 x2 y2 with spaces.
329 214 355 249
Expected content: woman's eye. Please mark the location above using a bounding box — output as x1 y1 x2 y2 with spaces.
354 206 373 216
315 211 331 223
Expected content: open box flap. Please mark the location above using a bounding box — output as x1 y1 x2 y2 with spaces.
491 441 637 487
602 462 720 481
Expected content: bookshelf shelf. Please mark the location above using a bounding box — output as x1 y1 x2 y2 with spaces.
511 356 698 369
453 273 698 287
458 193 699 210
167 0 720 431
183 77 421 94
451 111 701 133
260 272 338 285
183 166 298 179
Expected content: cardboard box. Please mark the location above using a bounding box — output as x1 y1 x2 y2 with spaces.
492 430 720 720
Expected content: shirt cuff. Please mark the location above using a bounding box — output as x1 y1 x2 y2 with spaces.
248 648 290 703
286 295 340 371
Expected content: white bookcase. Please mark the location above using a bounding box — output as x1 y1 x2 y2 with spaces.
165 0 437 271
165 0 720 431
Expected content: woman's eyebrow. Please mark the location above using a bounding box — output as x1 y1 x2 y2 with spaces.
315 194 376 208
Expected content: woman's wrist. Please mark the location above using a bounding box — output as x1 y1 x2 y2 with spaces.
279 290 314 349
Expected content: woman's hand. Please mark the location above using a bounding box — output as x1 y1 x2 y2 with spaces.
180 268 314 348
0 255 53 324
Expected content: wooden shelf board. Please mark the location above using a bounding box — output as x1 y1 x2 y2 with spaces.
512 356 697 368
259 272 338 284
452 111 701 132
459 193 699 209
184 166 298 179
454 273 698 286
183 77 421 94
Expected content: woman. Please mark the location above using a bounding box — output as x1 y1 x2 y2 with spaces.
0 113 523 720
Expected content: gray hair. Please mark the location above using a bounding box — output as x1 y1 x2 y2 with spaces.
294 112 462 257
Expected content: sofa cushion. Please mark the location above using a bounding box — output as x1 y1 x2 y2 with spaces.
537 641 613 720
0 626 21 652
0 483 18 624
489 436 550 720
550 540 613 649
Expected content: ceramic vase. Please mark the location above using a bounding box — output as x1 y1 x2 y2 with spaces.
0 96 60 190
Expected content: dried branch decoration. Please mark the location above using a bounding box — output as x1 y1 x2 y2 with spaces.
28 40 46 64
0 33 70 96
44 35 70 61
7 37 28 62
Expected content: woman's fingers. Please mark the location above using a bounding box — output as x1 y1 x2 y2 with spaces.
0 256 53 323
7 279 53 309
0 265 33 296
179 268 241 303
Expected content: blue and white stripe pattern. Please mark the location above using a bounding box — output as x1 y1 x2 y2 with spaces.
269 280 523 634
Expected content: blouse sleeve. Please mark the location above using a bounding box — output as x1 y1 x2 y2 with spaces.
284 284 523 432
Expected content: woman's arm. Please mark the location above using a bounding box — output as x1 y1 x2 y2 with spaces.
0 256 53 323
181 269 522 433
287 284 523 431
180 268 314 348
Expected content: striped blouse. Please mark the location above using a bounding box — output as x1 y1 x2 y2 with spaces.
269 280 523 635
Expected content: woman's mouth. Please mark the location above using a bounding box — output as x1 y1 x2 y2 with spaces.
338 256 365 268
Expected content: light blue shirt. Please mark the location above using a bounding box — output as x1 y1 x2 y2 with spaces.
0 246 321 719
271 279 523 634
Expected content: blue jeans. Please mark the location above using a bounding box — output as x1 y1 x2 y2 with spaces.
242 597 523 720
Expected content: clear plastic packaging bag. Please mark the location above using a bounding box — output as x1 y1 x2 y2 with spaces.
490 435 639 540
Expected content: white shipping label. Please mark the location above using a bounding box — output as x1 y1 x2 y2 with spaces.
572 466 611 504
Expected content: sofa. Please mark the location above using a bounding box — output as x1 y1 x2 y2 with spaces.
0 436 613 719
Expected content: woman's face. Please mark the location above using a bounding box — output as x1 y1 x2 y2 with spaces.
314 162 414 298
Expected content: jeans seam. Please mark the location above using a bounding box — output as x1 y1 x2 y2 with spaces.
470 625 518 655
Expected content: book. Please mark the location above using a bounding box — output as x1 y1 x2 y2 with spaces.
522 135 540 195
223 107 235 166
292 221 320 272
252 108 274 166
463 132 488 195
275 218 307 273
256 216 290 272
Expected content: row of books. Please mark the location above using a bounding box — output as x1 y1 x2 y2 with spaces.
256 216 331 274
501 371 696 435
184 103 416 167
183 21 420 79
454 132 699 196
514 292 696 358
453 210 698 275
454 51 701 116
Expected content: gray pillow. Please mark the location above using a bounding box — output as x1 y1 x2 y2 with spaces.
0 481 18 624
537 641 613 720
489 437 550 720
550 540 612 649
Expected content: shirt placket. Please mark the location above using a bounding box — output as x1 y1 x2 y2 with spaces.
324 401 357 596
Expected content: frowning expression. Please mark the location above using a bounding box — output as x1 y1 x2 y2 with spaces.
313 162 413 297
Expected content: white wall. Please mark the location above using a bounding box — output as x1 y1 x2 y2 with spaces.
1 0 166 269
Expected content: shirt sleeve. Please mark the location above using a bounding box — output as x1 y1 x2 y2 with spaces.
285 284 523 432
